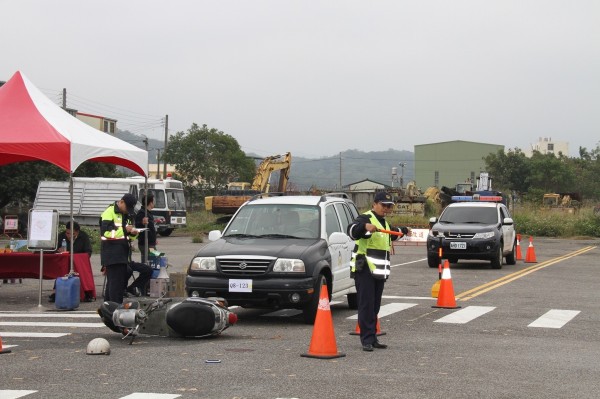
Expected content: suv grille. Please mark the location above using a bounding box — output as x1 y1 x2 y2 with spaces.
445 232 476 239
217 257 274 276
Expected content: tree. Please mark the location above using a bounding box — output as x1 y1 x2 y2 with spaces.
163 124 256 197
483 148 531 194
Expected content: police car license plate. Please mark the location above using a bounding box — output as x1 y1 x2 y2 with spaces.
450 242 467 250
229 279 252 293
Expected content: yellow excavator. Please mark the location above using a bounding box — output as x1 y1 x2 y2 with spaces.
205 152 292 215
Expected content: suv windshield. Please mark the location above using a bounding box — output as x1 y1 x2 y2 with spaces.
224 204 320 239
440 207 498 225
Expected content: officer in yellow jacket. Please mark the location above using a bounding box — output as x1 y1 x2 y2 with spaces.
100 193 139 304
347 192 409 352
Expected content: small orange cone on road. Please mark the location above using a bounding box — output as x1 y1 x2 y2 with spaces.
432 260 460 309
349 317 386 336
301 285 346 359
525 236 537 263
515 234 523 261
0 336 12 354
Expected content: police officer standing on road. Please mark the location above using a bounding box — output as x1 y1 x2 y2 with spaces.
100 193 139 304
347 192 409 352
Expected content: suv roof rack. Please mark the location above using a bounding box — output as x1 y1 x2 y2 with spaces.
248 192 287 202
319 192 349 201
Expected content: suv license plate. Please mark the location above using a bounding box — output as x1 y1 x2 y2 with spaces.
229 279 252 293
450 242 467 250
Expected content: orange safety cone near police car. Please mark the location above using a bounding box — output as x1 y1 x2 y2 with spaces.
525 236 537 263
432 260 460 309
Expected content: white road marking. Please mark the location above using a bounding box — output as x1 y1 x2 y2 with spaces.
347 303 418 320
434 306 496 324
0 390 38 399
120 393 181 399
0 322 105 328
382 295 436 300
391 258 427 268
528 309 581 329
0 312 100 319
0 332 71 338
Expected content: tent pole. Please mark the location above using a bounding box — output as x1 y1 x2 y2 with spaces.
69 173 74 274
144 178 148 263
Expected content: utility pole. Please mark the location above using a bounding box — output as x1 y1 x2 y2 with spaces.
142 136 149 170
339 152 342 190
62 88 67 109
163 114 168 179
156 148 161 179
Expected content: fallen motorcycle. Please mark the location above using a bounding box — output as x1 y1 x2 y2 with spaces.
98 296 238 344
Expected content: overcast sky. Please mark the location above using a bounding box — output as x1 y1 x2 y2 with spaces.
2 1 598 159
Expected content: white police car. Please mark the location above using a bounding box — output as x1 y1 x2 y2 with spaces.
427 195 516 269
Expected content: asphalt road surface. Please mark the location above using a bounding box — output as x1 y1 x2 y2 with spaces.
1 236 599 399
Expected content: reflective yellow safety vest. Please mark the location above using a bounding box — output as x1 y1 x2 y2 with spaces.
350 211 392 280
100 204 135 241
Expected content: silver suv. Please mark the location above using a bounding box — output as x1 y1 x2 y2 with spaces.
186 194 359 323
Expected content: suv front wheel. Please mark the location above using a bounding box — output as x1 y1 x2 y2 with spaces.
427 253 439 268
490 244 503 269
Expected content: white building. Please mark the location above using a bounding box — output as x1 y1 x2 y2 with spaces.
525 137 569 157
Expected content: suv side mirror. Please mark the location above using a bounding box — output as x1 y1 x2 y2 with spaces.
429 217 437 229
208 230 222 241
503 217 514 226
329 232 349 245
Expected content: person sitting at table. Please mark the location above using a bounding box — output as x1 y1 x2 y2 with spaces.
48 221 93 302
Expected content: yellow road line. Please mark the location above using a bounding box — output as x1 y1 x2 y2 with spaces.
456 246 597 301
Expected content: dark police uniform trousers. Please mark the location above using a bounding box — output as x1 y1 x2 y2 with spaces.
354 262 385 345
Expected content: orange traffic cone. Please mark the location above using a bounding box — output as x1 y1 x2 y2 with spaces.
301 285 346 359
349 317 386 336
515 234 523 261
432 261 460 309
525 236 537 263
0 336 12 354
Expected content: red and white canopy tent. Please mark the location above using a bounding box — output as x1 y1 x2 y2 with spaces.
0 71 148 306
0 71 147 175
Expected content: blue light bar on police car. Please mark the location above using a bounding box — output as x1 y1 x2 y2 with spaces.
451 195 503 202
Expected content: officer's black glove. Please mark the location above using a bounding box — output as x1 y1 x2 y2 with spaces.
400 227 409 235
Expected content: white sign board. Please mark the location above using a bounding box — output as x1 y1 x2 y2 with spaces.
27 209 59 250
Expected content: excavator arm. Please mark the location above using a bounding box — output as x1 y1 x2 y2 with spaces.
251 152 292 193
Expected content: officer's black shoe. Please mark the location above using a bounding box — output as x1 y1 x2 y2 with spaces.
48 293 55 303
362 344 374 352
373 341 388 349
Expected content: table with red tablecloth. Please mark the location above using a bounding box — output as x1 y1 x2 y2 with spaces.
0 252 96 300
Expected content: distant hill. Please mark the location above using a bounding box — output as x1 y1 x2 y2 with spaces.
117 130 414 190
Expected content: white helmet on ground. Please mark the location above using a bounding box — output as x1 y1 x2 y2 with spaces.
86 338 111 355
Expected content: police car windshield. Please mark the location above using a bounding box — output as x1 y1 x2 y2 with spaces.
440 207 498 225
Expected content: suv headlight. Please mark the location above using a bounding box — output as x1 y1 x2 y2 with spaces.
190 257 216 271
272 258 305 273
473 231 495 239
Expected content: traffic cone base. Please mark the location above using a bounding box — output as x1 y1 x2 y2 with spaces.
301 285 345 359
0 336 12 354
349 318 386 336
432 261 460 309
525 236 537 263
